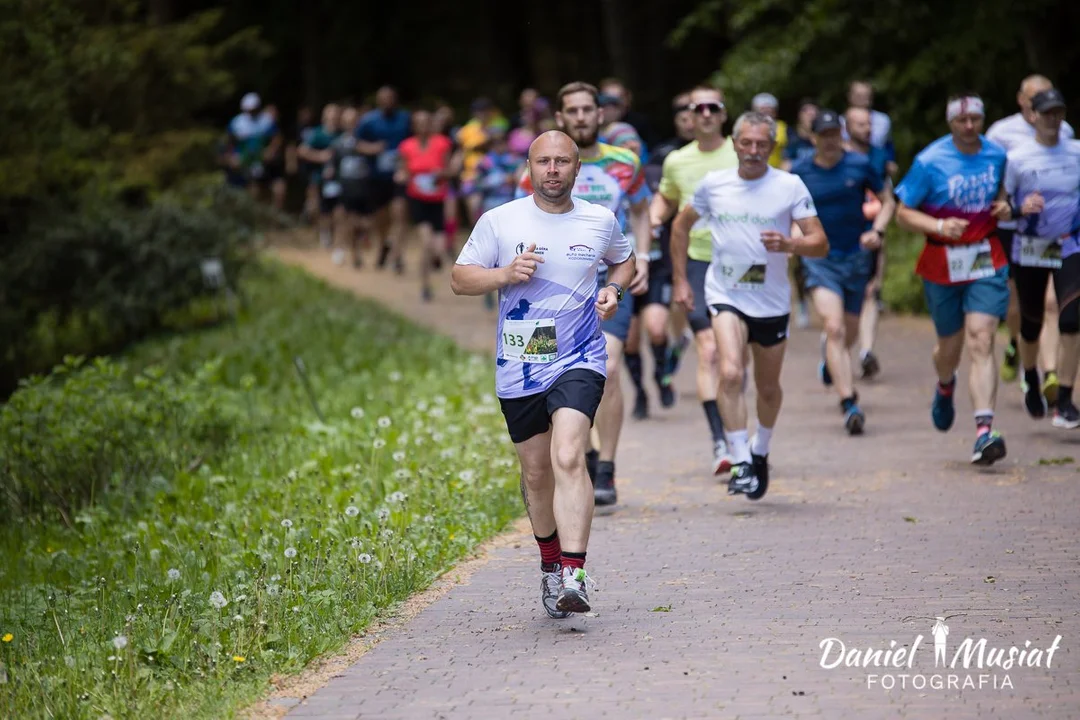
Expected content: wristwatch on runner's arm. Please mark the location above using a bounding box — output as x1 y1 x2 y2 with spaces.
606 282 624 303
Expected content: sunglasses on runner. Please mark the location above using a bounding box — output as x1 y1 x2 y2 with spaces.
673 104 692 114
691 102 724 114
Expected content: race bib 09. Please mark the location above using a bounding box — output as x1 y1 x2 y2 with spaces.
501 318 558 363
1017 235 1063 269
946 240 995 283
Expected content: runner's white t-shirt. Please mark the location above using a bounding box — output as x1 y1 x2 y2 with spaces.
987 113 1075 230
691 167 817 318
456 196 633 399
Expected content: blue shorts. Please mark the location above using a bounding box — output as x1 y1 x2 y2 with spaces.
803 251 874 315
598 274 632 342
922 267 1010 338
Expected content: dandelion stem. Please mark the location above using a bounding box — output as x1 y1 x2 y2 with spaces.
52 610 66 647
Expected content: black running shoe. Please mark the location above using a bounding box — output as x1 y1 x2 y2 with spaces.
1022 377 1047 419
594 462 617 506
727 462 760 497
632 389 649 420
585 449 599 485
860 351 880 380
748 453 769 501
657 375 676 408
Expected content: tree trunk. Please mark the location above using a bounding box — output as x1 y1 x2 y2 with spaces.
600 0 633 85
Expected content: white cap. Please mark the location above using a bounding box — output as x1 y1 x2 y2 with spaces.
751 92 779 110
241 92 261 112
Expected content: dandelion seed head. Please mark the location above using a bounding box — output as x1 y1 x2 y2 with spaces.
111 635 128 650
431 431 445 442
416 400 429 411
345 505 360 517
349 538 363 549
209 591 228 610
458 470 475 483
232 615 243 623
350 407 365 420
434 395 447 405
373 438 387 450
392 451 406 463
167 568 181 581
388 371 402 382
377 416 392 428
266 585 280 597
376 508 390 522
394 468 410 480
358 553 373 564
284 547 297 559
149 549 161 563
389 491 406 504
280 519 293 528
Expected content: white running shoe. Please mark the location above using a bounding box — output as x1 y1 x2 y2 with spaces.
713 438 734 475
556 567 595 614
541 569 569 619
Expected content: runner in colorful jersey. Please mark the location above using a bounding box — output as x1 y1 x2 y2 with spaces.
671 111 828 499
987 74 1076 394
451 130 637 617
1002 89 1080 428
517 81 652 508
791 109 895 435
650 84 740 476
895 93 1012 465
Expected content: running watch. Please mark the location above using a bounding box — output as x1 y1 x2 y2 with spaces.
606 282 625 303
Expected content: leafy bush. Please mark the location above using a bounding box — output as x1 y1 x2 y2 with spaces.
0 356 238 521
0 262 520 719
882 226 928 315
0 182 280 398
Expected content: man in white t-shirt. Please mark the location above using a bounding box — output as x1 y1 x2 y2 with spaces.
671 112 828 499
452 131 636 617
987 74 1076 395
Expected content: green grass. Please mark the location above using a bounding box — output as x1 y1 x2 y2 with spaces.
882 226 928 315
0 261 521 718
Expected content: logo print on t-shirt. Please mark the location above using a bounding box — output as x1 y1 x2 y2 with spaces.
515 242 525 255
567 244 595 262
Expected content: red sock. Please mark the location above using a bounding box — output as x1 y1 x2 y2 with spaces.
444 218 458 247
937 377 956 396
561 551 586 571
535 531 561 572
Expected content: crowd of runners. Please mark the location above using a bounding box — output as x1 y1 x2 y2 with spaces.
223 74 1080 617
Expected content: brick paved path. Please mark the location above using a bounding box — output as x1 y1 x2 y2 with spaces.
274 242 1079 720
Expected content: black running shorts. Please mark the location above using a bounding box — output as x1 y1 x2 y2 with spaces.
498 368 606 444
708 303 790 348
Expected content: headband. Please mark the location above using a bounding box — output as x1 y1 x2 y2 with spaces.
947 96 984 121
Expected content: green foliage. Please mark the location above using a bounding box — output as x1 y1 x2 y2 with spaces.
882 227 928 315
671 0 1079 167
0 0 268 204
0 262 521 719
0 182 275 398
0 356 237 521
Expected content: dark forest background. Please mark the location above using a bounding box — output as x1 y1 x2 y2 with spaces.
2 0 1078 394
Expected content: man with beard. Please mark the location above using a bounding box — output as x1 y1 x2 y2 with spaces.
650 84 739 477
452 131 636 616
518 82 651 508
671 111 828 498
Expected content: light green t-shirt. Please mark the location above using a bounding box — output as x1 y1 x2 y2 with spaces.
659 138 739 262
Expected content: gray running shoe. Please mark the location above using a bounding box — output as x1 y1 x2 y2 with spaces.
542 569 569 619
